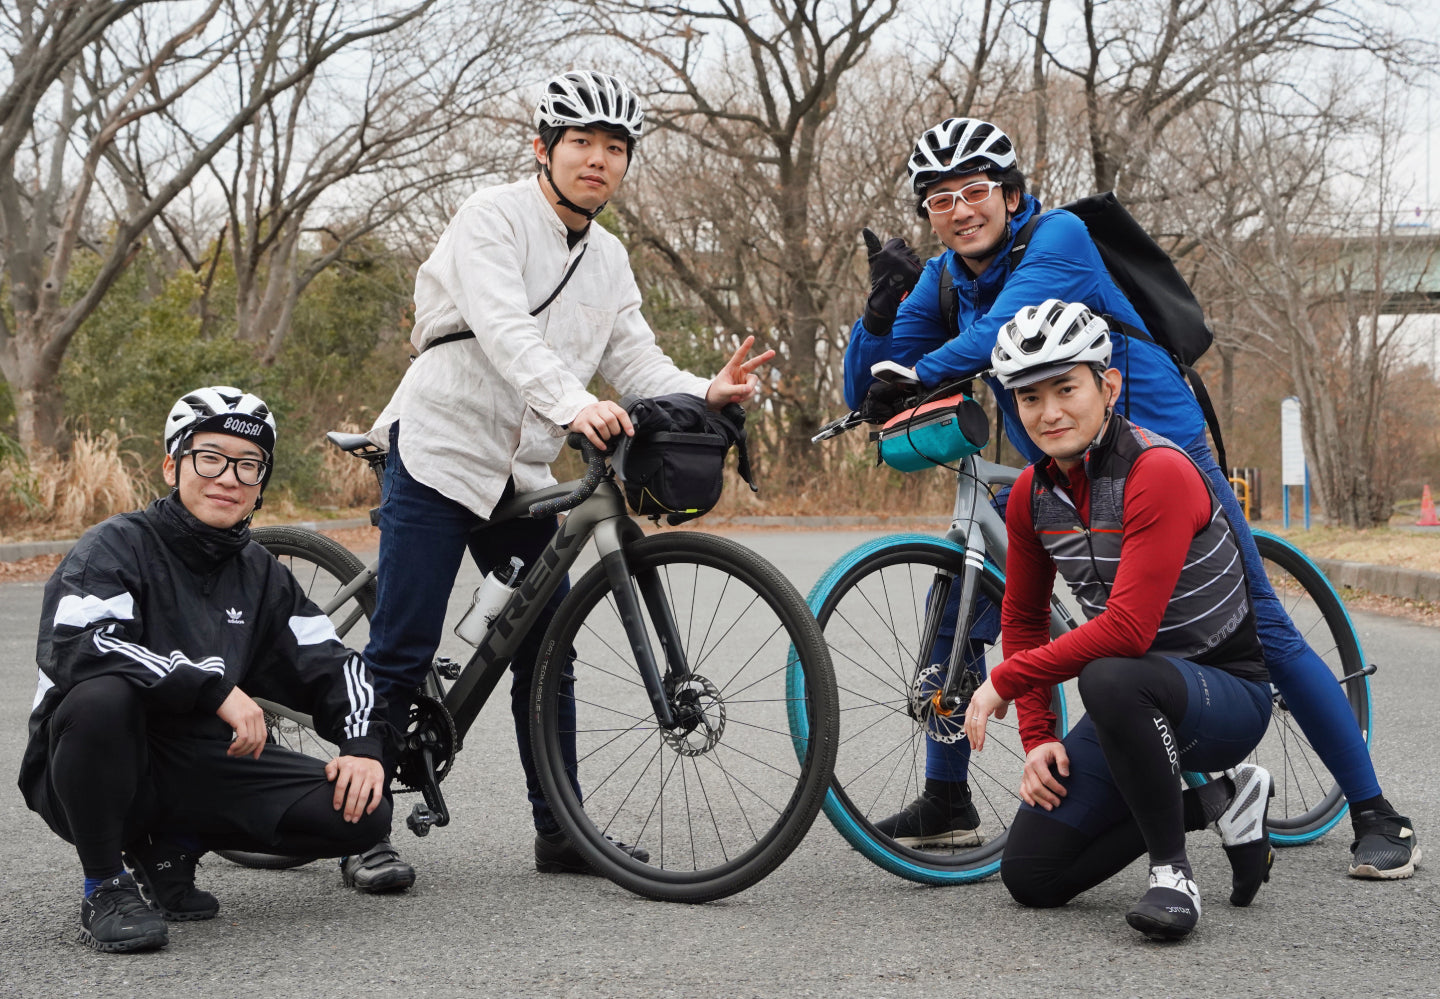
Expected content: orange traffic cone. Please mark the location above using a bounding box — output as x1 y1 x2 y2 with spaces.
1419 485 1440 526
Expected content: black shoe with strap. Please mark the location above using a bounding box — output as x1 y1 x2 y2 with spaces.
535 830 651 874
1349 808 1421 880
124 842 219 921
80 873 169 953
340 838 416 893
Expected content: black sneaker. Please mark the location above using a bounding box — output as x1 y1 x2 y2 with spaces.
124 843 219 921
535 830 651 874
872 786 982 848
1349 809 1421 879
80 873 169 953
340 838 416 893
1125 865 1201 942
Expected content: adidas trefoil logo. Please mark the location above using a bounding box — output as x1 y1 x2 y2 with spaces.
226 607 245 625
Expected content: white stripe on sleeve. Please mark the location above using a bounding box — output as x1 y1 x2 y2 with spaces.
32 670 55 711
341 653 374 741
93 628 227 679
54 591 136 629
289 614 339 647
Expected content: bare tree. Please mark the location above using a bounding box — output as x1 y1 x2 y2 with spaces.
1050 0 1411 200
1194 72 1436 527
0 0 435 455
163 3 547 364
571 0 909 470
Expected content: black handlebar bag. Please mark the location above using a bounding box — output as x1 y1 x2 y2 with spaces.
609 395 756 525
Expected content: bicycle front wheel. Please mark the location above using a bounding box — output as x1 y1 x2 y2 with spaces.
530 532 838 903
1248 530 1370 845
800 534 1067 885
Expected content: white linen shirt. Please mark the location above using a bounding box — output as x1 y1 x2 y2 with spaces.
371 176 711 518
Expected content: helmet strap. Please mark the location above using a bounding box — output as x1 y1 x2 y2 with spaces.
540 138 605 223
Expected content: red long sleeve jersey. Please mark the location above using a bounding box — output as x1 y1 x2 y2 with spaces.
992 446 1214 752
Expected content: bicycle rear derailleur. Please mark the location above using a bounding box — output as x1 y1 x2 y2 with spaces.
396 692 459 837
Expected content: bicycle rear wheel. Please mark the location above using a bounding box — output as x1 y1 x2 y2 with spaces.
798 534 1068 884
1246 531 1370 845
215 526 374 869
530 532 838 903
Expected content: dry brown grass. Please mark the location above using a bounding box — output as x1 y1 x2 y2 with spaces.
0 431 149 540
311 423 383 509
1267 523 1440 574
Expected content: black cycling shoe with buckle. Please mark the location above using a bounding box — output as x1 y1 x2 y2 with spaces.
80 873 169 953
340 838 416 892
1349 809 1421 880
124 842 219 921
535 830 651 874
872 780 983 848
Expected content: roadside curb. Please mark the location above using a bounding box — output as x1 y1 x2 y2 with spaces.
1311 557 1440 605
0 517 374 562
6 518 1439 606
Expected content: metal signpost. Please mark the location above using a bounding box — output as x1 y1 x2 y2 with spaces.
1280 396 1310 529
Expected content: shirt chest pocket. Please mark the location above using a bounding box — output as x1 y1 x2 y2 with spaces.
543 303 613 379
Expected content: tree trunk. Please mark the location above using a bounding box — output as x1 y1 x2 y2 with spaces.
2 319 70 455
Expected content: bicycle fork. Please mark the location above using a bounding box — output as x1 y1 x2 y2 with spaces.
593 520 689 731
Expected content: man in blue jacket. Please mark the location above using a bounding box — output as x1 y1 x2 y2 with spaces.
843 117 1418 880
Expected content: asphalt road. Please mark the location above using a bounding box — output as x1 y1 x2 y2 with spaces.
2 528 1436 999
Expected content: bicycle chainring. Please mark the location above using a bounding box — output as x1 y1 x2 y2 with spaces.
395 692 459 792
661 674 726 757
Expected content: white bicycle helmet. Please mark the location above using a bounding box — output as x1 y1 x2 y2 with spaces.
992 300 1113 389
908 118 1017 195
164 385 277 459
534 70 644 141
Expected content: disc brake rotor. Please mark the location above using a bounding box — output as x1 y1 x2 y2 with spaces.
909 664 977 745
661 674 726 757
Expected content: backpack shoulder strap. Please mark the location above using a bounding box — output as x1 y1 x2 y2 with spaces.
937 263 959 338
1008 212 1042 271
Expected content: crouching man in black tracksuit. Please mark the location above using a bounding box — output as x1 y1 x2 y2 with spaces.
18 386 391 953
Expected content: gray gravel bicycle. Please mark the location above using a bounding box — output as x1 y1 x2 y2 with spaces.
790 375 1372 885
222 430 839 904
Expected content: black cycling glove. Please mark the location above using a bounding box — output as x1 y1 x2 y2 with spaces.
856 379 909 424
860 227 923 337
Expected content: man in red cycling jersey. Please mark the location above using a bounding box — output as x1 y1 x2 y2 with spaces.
963 301 1275 941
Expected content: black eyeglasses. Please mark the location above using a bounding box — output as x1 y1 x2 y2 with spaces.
922 180 1003 215
181 449 269 486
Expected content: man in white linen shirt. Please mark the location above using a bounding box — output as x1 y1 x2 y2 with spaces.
340 70 773 891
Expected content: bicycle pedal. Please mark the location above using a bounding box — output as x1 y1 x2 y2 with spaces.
406 804 440 837
433 656 462 680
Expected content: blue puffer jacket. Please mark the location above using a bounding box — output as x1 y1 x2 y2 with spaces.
842 194 1206 464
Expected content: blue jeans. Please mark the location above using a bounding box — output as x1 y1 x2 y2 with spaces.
922 489 1007 783
363 423 578 835
1180 436 1381 804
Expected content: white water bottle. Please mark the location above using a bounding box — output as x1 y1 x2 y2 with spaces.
454 556 524 646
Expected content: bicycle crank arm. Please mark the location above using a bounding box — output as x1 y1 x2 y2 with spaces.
407 745 450 835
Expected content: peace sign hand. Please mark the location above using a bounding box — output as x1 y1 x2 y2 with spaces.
706 335 775 410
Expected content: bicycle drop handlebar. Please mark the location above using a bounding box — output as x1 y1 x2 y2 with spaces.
527 433 610 519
